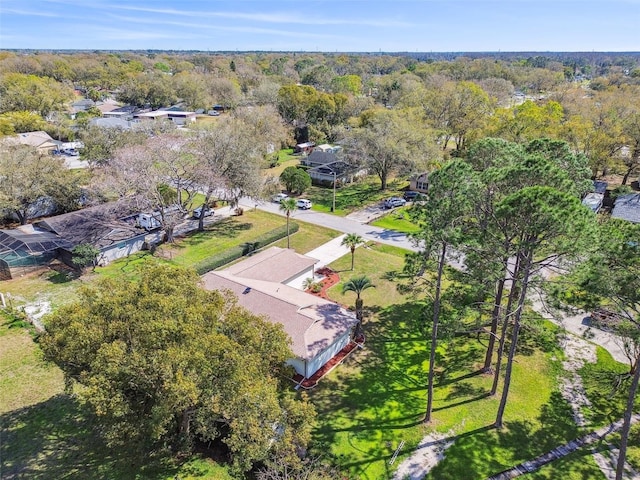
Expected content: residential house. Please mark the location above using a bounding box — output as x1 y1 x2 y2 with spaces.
301 144 363 185
89 117 133 130
70 98 95 115
294 142 315 154
102 105 141 120
134 111 170 122
34 202 157 267
612 193 640 223
7 131 61 154
409 172 430 193
134 109 197 125
202 247 359 380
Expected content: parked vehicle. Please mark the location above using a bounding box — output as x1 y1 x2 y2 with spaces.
63 148 79 156
296 199 312 209
403 191 422 201
383 197 407 209
192 205 213 219
272 193 289 203
138 213 161 231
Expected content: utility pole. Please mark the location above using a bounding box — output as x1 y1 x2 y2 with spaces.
331 171 337 212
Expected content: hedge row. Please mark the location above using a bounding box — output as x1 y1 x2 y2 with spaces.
194 222 299 275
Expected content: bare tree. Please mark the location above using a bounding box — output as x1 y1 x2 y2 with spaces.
97 134 198 242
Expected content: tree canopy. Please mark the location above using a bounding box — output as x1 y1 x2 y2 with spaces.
40 264 315 473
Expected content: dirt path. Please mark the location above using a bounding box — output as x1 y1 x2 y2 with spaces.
392 432 453 480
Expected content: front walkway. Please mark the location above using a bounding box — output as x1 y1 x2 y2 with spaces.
304 234 350 268
487 414 640 480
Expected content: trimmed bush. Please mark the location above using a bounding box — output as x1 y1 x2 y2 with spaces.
195 222 299 275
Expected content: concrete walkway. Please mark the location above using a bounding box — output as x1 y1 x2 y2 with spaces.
304 234 350 268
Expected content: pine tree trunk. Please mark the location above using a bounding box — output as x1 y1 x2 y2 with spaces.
426 243 447 423
616 351 640 480
495 251 532 428
491 255 521 396
483 274 506 372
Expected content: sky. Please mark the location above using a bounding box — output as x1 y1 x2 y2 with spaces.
1 0 639 52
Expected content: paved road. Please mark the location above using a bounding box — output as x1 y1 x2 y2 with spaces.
239 198 420 252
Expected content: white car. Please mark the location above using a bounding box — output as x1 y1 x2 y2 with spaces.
192 205 213 219
272 193 289 203
383 197 407 209
296 199 312 210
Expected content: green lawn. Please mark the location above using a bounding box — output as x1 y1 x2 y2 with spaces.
370 207 421 234
0 267 82 309
305 243 605 480
306 177 409 216
74 209 336 279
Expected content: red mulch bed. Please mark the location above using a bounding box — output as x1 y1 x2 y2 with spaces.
307 266 341 300
292 335 365 389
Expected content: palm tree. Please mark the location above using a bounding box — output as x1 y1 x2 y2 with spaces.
279 197 298 248
342 275 375 337
341 233 365 270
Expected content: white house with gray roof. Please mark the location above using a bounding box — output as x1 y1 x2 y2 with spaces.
202 247 358 379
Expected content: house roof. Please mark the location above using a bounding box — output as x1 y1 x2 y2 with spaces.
11 131 60 149
202 270 357 361
224 246 317 283
305 150 339 166
34 201 145 250
308 161 353 176
96 103 121 114
135 111 169 119
593 181 608 194
0 225 73 256
411 172 429 181
89 117 132 129
612 193 640 223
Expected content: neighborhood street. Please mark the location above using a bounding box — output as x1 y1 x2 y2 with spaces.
239 197 420 252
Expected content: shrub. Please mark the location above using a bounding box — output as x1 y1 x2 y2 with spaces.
195 223 299 274
610 185 633 198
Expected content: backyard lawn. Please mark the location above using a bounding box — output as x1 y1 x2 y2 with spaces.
304 242 607 479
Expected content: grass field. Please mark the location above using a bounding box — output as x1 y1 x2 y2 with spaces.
370 207 421 234
304 243 607 480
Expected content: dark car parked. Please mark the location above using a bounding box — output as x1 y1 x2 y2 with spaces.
403 191 420 201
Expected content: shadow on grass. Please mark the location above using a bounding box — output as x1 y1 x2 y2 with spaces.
0 394 188 480
173 218 253 250
309 300 504 479
429 390 581 479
